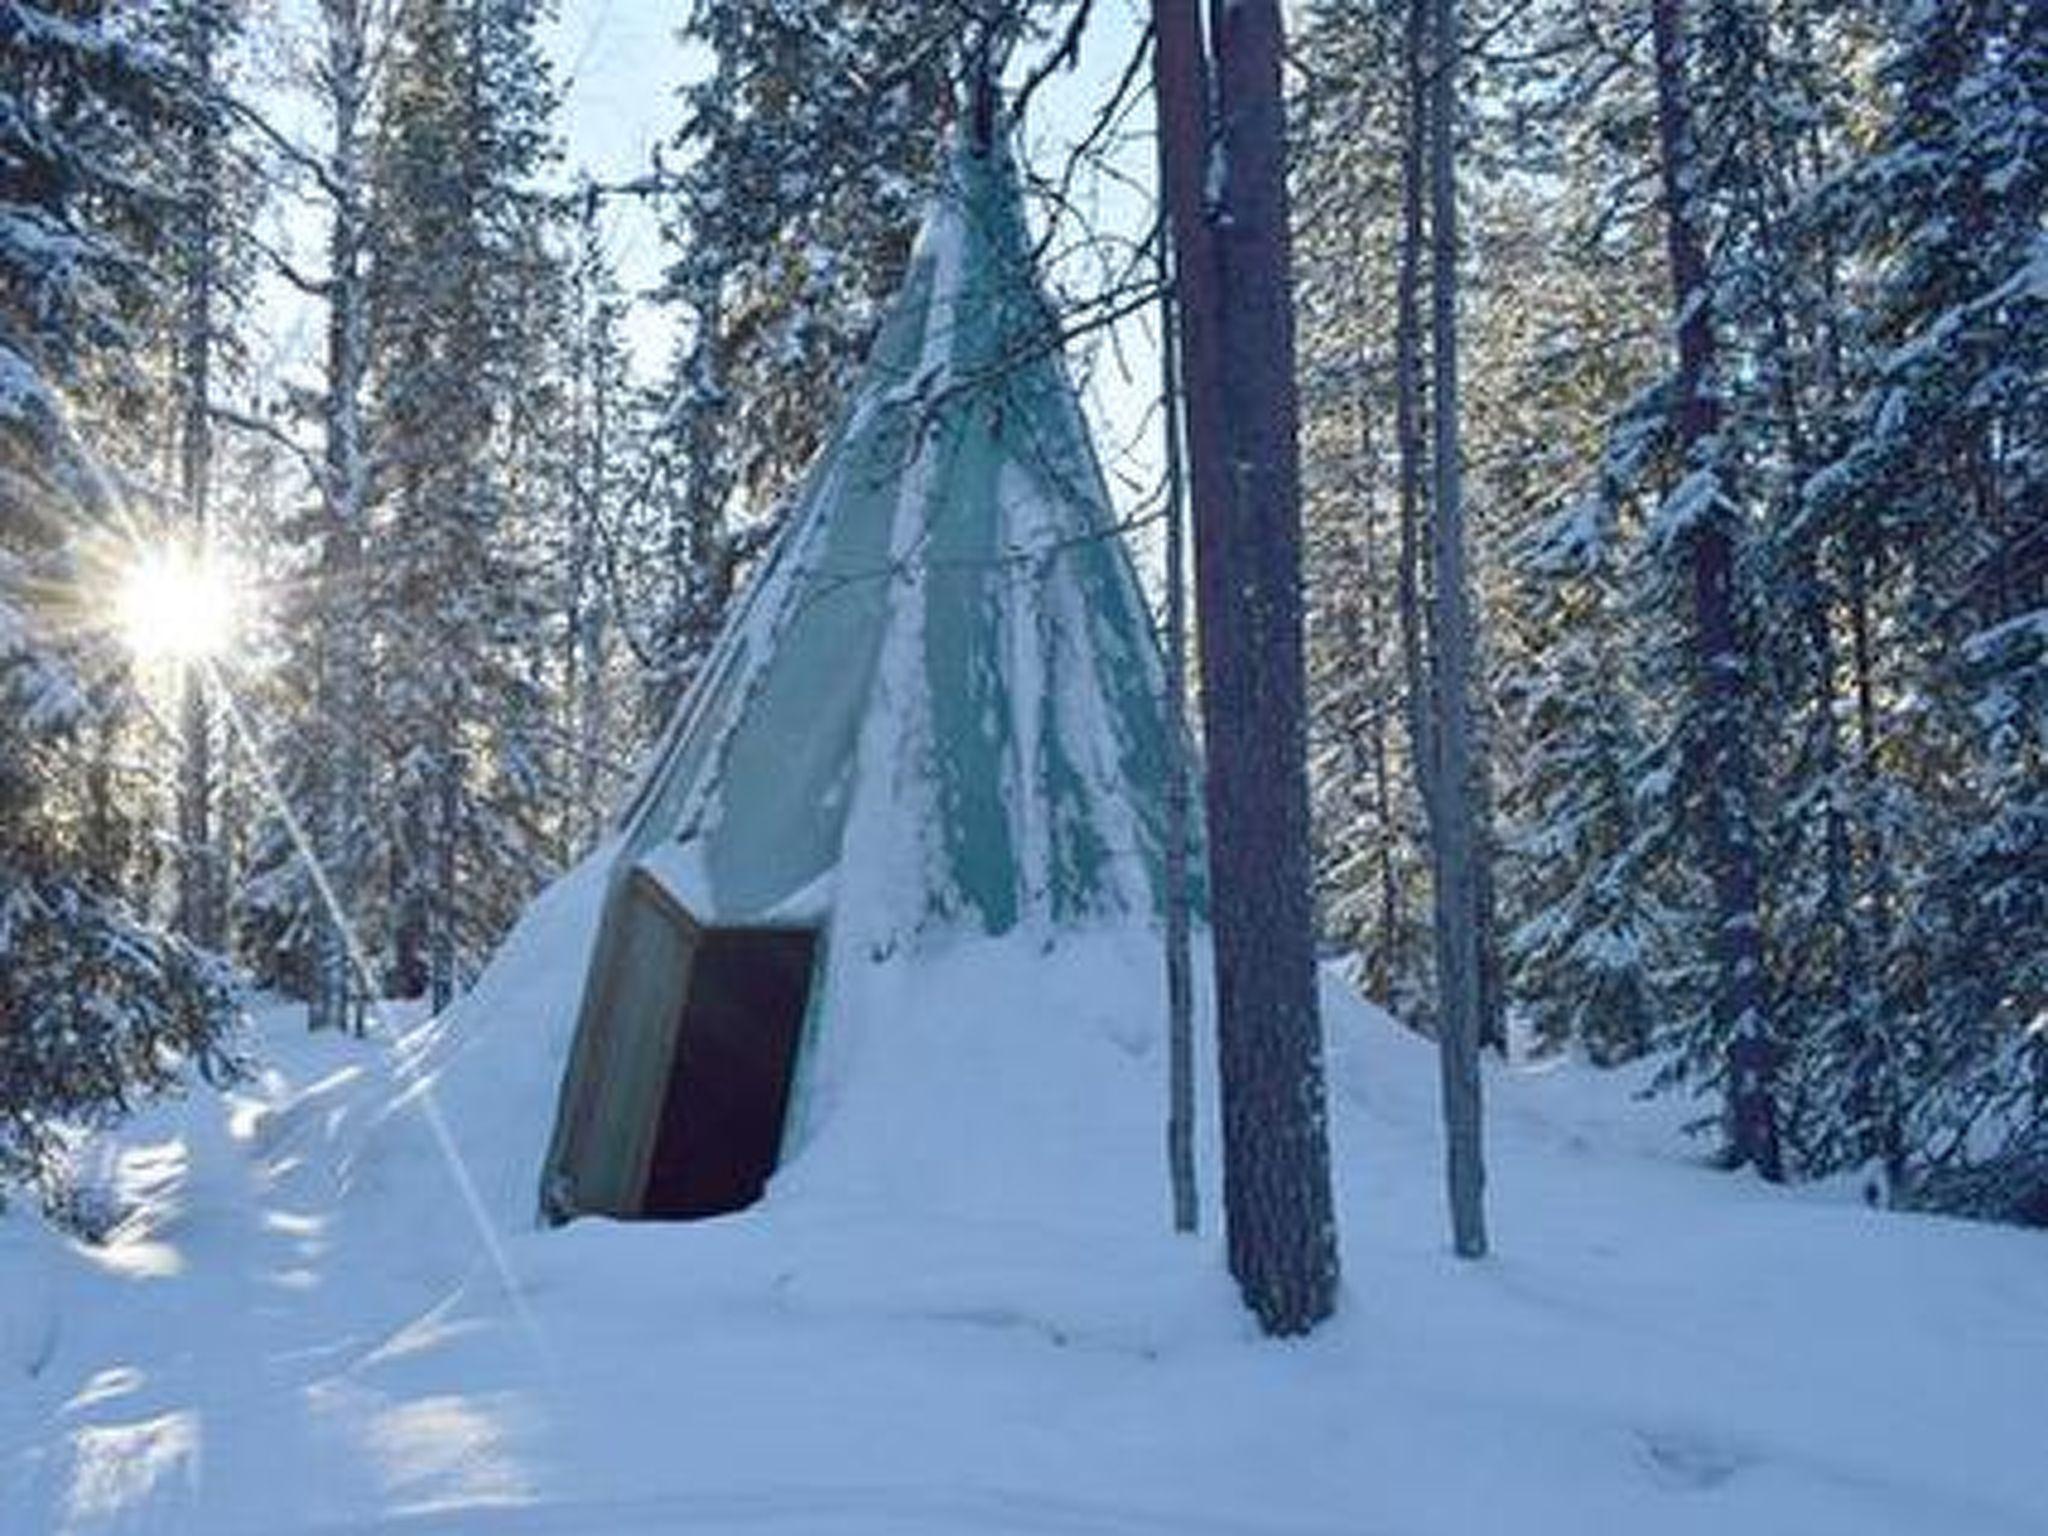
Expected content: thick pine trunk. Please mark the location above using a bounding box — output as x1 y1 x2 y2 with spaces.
1650 0 1779 1179
1154 0 1340 1336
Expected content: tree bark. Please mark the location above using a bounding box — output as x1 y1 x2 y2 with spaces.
1154 0 1340 1336
1424 0 1488 1259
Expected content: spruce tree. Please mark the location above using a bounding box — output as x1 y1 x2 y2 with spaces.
369 0 560 1010
232 0 380 1032
1 0 241 1194
638 1 997 718
1803 0 2047 1212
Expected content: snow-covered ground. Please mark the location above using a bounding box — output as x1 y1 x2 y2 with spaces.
4 854 2044 1535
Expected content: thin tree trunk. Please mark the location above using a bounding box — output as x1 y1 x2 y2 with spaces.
1847 535 1902 1183
175 0 221 951
429 707 459 1013
1349 388 1401 999
312 0 372 1035
1153 0 1339 1336
1155 164 1199 1237
1470 721 1505 1056
87 710 121 887
425 0 490 1019
1425 0 1488 1259
1759 192 1878 1177
567 206 610 854
1650 0 1779 1178
1394 0 1436 870
1370 709 1400 996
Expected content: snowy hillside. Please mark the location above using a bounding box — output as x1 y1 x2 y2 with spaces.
3 855 2043 1535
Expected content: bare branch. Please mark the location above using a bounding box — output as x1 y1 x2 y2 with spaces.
1025 19 1156 271
209 403 325 489
1009 0 1096 125
223 93 346 204
248 229 334 298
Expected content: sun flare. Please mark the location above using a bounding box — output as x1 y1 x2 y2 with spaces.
117 544 244 664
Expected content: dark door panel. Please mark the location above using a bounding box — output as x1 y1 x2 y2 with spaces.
641 927 817 1218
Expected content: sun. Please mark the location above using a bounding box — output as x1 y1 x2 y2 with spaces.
117 543 244 664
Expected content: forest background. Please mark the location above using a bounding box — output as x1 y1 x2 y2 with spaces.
2 0 2041 1227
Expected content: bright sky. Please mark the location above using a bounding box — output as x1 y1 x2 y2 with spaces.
545 2 693 181
539 3 696 370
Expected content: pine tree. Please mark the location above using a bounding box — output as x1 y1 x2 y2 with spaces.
1156 0 1342 1335
369 0 560 1010
1802 0 2047 1213
1 0 241 1194
230 0 382 1032
553 199 634 856
1289 0 2043 1222
641 1 959 712
662 0 956 514
1640 0 1780 1178
1294 0 1436 1015
1483 151 1671 1067
156 0 241 951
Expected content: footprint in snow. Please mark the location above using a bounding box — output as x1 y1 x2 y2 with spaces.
1636 1425 1751 1492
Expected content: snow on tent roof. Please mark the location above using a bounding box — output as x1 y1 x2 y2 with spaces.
614 131 1174 934
539 129 1183 1224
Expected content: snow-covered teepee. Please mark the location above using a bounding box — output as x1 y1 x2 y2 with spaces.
539 128 1180 1226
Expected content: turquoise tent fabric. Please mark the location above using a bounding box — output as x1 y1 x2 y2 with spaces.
540 133 1183 1221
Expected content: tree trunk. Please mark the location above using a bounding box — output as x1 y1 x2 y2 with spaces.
1394 0 1436 878
1847 531 1902 1184
1155 158 1200 1237
311 0 372 1036
1154 0 1340 1336
1470 727 1505 1056
1424 0 1488 1259
1349 387 1401 1000
429 706 460 1013
174 0 221 952
566 208 611 854
1650 0 1779 1179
